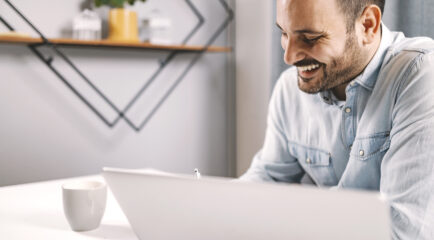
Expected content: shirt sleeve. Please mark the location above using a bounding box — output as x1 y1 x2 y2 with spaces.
381 52 434 240
239 72 305 183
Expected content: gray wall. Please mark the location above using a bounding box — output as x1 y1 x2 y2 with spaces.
0 0 234 186
383 0 434 38
271 0 286 91
235 0 273 176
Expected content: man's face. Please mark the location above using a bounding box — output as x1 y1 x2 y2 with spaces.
277 0 368 94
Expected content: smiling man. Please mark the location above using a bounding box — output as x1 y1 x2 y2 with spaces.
240 0 434 239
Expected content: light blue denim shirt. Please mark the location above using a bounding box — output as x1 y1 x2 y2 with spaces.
240 25 434 239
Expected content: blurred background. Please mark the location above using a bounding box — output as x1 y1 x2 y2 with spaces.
1 0 433 186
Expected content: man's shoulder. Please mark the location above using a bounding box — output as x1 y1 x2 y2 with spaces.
271 66 323 114
374 35 434 111
393 35 434 53
384 35 434 68
275 67 298 93
279 66 298 82
268 67 298 111
272 66 307 104
378 35 434 88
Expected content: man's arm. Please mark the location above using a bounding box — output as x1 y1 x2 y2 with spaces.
381 52 434 239
239 72 305 183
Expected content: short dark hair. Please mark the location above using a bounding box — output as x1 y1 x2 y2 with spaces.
336 0 386 32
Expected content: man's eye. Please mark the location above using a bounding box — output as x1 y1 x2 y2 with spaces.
302 36 322 44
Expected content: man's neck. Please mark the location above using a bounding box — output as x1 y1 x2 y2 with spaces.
332 84 349 101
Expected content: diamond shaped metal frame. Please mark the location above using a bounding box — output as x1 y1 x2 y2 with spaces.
1 0 233 132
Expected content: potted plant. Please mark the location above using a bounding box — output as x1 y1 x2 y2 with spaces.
94 0 146 42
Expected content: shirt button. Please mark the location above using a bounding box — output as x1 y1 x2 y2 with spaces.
345 107 352 113
306 158 312 164
350 81 356 87
359 150 365 156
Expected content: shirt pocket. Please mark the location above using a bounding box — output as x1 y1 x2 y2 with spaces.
287 143 338 186
350 132 391 161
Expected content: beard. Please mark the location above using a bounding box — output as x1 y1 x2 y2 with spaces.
297 33 368 94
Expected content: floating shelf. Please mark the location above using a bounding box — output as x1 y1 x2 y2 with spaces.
0 35 232 52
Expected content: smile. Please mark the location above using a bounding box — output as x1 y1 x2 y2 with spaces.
297 64 322 81
298 64 320 72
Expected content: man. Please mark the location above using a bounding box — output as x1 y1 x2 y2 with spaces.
240 0 434 239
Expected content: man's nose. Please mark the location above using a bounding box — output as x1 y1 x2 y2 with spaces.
283 38 306 65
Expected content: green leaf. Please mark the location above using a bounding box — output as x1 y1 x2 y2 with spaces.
112 0 124 8
94 0 146 8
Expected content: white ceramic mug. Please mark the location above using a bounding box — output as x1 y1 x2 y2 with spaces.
62 180 107 231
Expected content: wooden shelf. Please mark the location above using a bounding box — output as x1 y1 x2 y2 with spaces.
0 36 232 52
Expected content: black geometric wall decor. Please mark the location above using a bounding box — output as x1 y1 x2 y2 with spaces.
1 0 233 132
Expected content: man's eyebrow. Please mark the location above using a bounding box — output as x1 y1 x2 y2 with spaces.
294 29 325 35
275 23 283 31
275 23 325 35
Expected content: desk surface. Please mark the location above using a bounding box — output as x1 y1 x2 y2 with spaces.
0 175 138 240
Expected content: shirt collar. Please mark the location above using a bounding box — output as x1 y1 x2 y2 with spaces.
352 23 394 91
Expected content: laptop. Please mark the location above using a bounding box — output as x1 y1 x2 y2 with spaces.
102 167 391 240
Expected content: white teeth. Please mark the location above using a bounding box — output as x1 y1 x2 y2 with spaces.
298 64 320 72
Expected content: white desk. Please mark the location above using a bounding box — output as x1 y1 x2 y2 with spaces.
0 176 138 239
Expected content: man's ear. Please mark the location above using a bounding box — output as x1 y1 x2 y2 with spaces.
357 5 382 45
